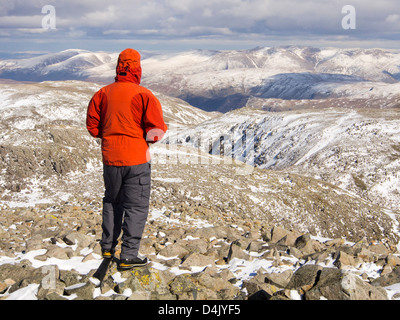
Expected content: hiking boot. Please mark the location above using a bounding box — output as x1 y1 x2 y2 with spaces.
118 256 149 269
102 248 115 259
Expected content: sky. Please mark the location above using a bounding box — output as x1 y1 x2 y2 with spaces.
0 0 400 56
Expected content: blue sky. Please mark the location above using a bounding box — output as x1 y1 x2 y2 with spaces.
1 0 400 56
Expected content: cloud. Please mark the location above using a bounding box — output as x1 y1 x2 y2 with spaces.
0 0 399 52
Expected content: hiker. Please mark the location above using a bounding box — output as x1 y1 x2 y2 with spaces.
86 48 167 269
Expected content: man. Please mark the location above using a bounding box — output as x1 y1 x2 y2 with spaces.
86 48 167 269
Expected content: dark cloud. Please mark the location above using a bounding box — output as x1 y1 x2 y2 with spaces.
0 0 399 52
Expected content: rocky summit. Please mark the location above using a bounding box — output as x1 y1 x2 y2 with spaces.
0 195 399 301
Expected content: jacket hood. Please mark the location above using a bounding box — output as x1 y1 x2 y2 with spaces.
115 48 142 84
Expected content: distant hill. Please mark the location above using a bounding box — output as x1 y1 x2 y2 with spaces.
1 46 400 112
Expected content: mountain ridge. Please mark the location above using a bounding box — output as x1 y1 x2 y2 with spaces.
1 46 400 112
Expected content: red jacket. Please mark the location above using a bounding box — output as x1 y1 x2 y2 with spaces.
86 49 167 166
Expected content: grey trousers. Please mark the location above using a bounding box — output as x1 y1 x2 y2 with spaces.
100 162 151 260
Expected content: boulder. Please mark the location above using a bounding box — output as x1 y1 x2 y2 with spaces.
63 231 93 248
305 268 388 300
341 273 388 300
286 264 323 293
226 240 250 262
264 269 293 288
371 266 400 287
181 252 215 268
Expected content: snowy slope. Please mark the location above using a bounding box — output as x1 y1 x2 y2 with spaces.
0 80 215 130
1 46 400 111
0 50 117 81
141 47 400 111
170 106 400 212
0 80 216 208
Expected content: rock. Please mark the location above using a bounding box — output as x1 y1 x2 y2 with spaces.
7 264 50 294
0 279 15 294
0 230 11 240
271 226 299 247
246 240 265 252
368 243 389 256
59 269 81 288
64 282 96 300
63 231 93 248
159 243 188 259
138 238 156 256
40 245 71 260
381 264 392 276
270 289 293 300
193 266 240 299
243 269 279 300
305 268 388 300
341 273 388 300
181 252 215 268
226 240 250 262
213 241 230 259
286 264 323 293
287 246 303 258
127 290 151 300
115 266 171 299
44 292 69 300
264 269 293 288
217 285 241 300
387 254 400 267
357 247 375 263
305 268 348 300
82 253 96 262
294 234 319 256
333 250 357 269
37 279 66 300
180 238 209 255
371 266 400 287
197 273 224 291
312 251 332 265
324 238 346 248
218 268 235 282
164 228 186 242
192 226 229 240
169 274 198 299
25 237 44 251
0 195 398 301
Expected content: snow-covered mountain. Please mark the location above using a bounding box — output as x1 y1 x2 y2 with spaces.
0 50 116 82
141 46 400 111
169 106 400 213
1 46 400 112
0 80 213 129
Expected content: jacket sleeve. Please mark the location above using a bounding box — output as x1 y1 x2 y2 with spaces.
86 90 103 138
140 92 168 143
